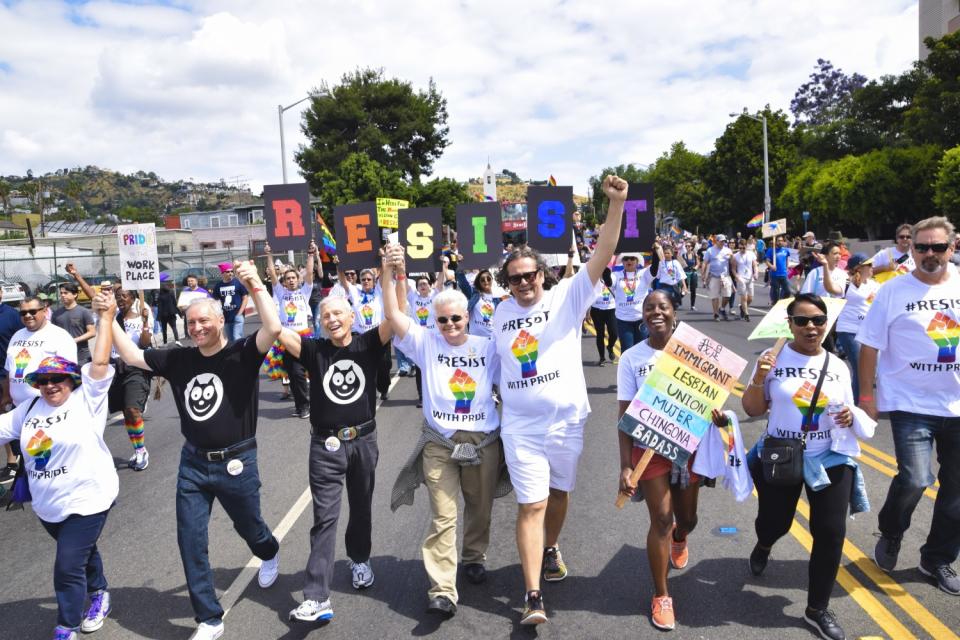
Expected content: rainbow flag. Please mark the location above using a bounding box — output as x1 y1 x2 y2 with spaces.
484 194 495 201
548 175 557 187
670 225 682 237
316 214 337 261
746 212 763 228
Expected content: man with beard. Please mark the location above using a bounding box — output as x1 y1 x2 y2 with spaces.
857 216 960 597
104 260 282 640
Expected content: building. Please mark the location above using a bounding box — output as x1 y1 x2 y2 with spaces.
164 203 266 250
920 0 960 59
483 161 497 202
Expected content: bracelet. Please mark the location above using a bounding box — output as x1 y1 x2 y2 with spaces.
859 395 874 402
252 287 264 293
748 381 765 389
396 274 407 281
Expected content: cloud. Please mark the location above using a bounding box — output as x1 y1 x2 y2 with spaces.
0 0 919 196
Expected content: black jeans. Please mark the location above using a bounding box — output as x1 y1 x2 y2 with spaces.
751 462 853 610
377 346 392 395
589 307 617 360
283 348 310 412
159 314 179 343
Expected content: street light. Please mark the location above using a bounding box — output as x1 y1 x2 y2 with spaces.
278 95 312 183
730 111 771 225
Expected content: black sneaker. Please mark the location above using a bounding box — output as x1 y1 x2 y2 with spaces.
749 543 770 576
520 590 546 625
873 535 901 572
597 359 606 367
803 607 845 640
463 563 486 584
720 309 729 321
713 313 720 322
299 407 311 420
0 462 17 482
919 560 960 595
426 595 457 617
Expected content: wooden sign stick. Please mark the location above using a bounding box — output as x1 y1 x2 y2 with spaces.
615 448 655 509
760 337 788 371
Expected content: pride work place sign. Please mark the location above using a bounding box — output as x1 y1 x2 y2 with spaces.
117 223 160 290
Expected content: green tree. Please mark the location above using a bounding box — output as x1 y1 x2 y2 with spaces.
934 145 960 219
645 142 712 230
0 178 11 213
905 31 960 147
296 68 450 187
410 177 470 226
314 152 411 211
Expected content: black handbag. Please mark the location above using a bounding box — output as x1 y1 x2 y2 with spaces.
760 352 830 486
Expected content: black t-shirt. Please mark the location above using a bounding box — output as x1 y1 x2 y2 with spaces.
298 328 386 429
144 336 265 448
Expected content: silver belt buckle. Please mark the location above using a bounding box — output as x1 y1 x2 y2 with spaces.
207 450 226 462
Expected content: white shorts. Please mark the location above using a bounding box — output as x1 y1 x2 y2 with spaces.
707 274 732 299
501 422 585 504
735 279 754 297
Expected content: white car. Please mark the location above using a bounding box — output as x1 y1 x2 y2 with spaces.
0 279 25 305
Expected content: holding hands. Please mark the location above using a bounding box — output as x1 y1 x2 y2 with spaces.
91 290 117 317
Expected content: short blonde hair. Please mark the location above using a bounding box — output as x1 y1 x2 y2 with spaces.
433 289 468 315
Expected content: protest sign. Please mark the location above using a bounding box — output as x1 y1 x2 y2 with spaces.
376 198 408 229
177 290 208 312
117 223 160 289
747 296 846 341
761 218 787 238
264 183 312 252
525 186 573 253
398 207 443 273
333 202 381 272
455 202 502 269
615 183 656 254
616 322 747 507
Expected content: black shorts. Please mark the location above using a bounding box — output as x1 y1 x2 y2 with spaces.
108 365 151 413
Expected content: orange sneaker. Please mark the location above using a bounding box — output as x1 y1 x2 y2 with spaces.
670 524 688 570
651 595 675 630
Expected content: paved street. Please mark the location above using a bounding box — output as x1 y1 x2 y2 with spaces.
1 296 957 640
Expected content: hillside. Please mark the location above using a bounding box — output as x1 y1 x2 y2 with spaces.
465 181 588 204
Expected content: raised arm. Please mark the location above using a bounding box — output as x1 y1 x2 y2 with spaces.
377 247 404 345
305 240 317 286
92 292 152 372
89 292 115 381
235 260 280 354
381 245 412 341
586 175 628 283
264 242 279 288
65 263 98 301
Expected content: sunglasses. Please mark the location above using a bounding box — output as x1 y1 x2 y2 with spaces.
897 235 912 240
789 315 828 327
436 315 464 325
345 272 357 277
360 277 374 282
477 276 492 282
19 308 42 317
223 270 234 274
914 243 949 254
35 375 69 386
507 270 540 286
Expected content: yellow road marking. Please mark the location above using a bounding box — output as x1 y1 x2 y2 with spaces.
856 451 938 501
860 441 939 489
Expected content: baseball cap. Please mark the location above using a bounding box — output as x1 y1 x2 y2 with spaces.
803 231 815 239
846 253 873 271
715 234 727 242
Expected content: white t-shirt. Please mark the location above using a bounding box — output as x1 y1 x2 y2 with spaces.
616 340 661 402
656 259 686 286
493 267 596 434
871 247 915 273
753 345 854 455
801 266 848 299
110 308 154 359
612 268 653 321
0 364 118 522
407 291 437 330
836 279 880 334
469 293 498 337
856 271 960 416
274 283 313 332
704 246 733 277
394 324 499 438
733 251 757 281
5 324 78 407
348 284 384 333
591 282 616 311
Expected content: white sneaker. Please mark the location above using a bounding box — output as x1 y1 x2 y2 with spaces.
128 448 149 471
289 599 334 622
350 560 375 589
258 552 279 588
188 620 224 640
80 589 111 632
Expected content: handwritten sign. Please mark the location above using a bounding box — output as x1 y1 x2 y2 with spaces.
117 223 160 289
617 322 747 467
615 183 656 253
748 296 846 341
761 218 787 238
376 198 408 229
264 183 312 252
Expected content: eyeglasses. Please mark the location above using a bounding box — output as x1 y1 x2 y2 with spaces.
897 235 912 240
789 315 828 327
436 315 464 325
914 243 949 254
19 309 42 317
506 270 540 286
35 375 69 386
345 272 357 277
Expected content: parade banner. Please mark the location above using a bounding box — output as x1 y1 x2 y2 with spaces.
615 183 656 254
525 186 574 253
617 322 747 468
264 183 312 252
398 206 442 273
747 296 846 341
455 202 502 269
333 202 381 272
761 218 787 238
376 198 408 229
117 223 160 290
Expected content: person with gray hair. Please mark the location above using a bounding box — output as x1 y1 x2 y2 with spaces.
104 260 283 640
384 252 505 618
857 216 960 597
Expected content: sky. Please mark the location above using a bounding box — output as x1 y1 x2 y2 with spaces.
0 0 919 198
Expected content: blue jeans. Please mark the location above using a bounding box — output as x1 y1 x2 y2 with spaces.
616 318 648 352
395 347 413 373
224 316 245 344
311 300 322 337
769 275 790 305
39 509 111 629
835 332 860 401
878 411 960 566
176 442 279 623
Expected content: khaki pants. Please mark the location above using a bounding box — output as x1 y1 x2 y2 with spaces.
421 431 501 603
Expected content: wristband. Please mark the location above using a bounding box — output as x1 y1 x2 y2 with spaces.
859 395 874 402
252 287 265 293
396 274 407 281
748 381 765 389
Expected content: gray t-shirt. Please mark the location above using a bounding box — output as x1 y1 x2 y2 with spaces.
52 305 95 362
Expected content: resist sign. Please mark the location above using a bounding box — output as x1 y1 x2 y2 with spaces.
455 202 502 269
117 223 160 290
333 202 381 272
264 183 312 252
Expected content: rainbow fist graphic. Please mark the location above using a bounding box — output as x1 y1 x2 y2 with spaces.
283 300 298 323
622 279 636 302
361 304 374 326
449 368 477 414
416 307 430 326
511 330 539 379
479 300 494 322
792 381 828 431
26 429 53 470
14 348 30 379
601 286 612 303
926 312 960 363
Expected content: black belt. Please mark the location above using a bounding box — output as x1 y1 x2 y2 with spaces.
184 438 257 462
311 419 376 442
